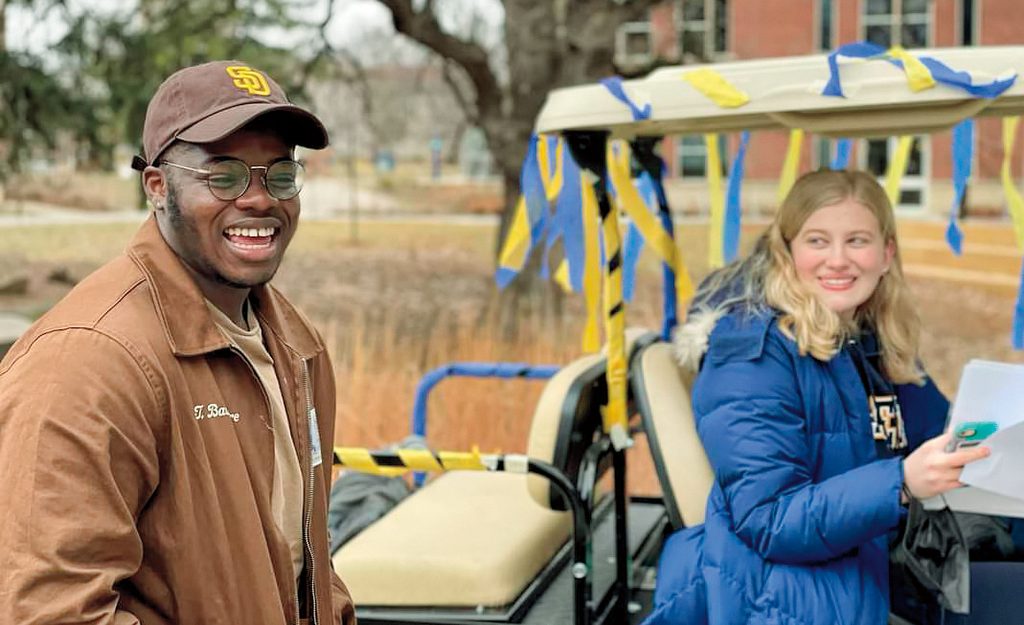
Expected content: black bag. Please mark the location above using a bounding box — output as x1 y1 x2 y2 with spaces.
890 498 1017 617
890 499 971 614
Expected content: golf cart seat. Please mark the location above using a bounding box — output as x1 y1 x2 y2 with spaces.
332 352 599 608
334 329 661 618
630 340 714 529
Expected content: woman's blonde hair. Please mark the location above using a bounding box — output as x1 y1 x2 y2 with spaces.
693 169 923 384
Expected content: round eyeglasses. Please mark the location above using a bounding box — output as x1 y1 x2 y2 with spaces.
161 158 305 201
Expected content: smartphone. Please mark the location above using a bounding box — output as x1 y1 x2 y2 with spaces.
944 421 999 452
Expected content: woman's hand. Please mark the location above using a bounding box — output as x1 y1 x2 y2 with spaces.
902 432 991 500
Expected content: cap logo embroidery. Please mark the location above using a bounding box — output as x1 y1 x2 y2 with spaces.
225 66 271 96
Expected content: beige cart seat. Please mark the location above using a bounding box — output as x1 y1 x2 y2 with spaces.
630 340 714 528
333 353 604 608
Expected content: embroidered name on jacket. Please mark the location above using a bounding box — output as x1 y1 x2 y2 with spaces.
194 403 241 423
869 394 907 451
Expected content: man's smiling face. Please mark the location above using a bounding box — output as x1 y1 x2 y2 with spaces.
154 129 300 294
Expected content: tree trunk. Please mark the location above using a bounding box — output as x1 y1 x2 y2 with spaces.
0 0 7 52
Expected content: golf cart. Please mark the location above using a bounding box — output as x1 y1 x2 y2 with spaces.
331 44 1024 625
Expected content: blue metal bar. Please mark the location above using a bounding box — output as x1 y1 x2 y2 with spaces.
410 362 560 439
409 362 559 487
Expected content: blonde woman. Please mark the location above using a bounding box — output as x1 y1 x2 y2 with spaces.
643 170 990 625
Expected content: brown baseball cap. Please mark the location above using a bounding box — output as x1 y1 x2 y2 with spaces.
132 60 329 170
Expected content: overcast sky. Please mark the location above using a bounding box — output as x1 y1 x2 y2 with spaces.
6 0 501 59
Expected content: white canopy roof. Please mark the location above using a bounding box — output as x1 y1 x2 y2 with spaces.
535 46 1024 139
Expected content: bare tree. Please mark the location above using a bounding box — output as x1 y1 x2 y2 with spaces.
372 0 665 254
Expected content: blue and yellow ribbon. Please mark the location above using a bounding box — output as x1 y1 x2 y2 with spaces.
683 68 750 108
777 129 804 204
823 41 1016 99
600 76 652 120
1001 116 1024 350
496 135 552 288
885 136 914 207
831 138 853 170
581 173 602 353
947 119 973 255
705 134 726 268
723 131 750 264
607 141 693 306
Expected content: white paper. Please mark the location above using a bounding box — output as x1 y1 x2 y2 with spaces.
937 359 1024 517
923 486 1024 518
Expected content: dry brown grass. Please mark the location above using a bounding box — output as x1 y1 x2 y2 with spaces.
4 218 1023 497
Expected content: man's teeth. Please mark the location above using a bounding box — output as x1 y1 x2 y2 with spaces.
225 227 276 238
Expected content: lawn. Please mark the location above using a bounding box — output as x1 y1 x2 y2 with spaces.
3 218 1023 494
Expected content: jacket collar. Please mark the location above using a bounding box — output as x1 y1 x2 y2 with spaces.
127 215 321 359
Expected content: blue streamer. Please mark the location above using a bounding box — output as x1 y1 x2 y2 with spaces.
723 131 750 264
622 222 643 302
600 76 652 121
947 119 974 255
520 135 548 248
647 173 678 340
553 151 585 292
1015 258 1024 350
823 42 887 97
831 138 853 169
920 56 1016 99
823 41 1017 99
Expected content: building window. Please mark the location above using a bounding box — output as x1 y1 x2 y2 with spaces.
818 0 834 51
862 0 930 49
815 137 832 170
678 134 728 178
679 0 728 63
959 0 976 46
862 136 928 210
616 21 654 67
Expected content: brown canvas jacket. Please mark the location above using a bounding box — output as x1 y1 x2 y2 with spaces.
0 216 355 625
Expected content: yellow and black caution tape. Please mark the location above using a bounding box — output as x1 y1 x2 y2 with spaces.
333 446 513 476
592 172 631 451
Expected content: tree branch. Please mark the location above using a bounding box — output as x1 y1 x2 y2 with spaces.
373 0 503 123
440 59 478 127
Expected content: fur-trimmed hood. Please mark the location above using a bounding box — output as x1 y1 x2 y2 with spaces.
672 308 725 373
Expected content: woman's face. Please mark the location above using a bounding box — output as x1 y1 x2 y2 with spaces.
789 197 894 320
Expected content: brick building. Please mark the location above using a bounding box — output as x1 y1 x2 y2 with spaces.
615 0 1022 218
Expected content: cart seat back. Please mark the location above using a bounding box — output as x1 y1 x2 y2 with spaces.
630 340 713 529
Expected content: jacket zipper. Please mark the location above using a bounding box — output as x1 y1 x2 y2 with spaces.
229 345 302 625
300 357 319 625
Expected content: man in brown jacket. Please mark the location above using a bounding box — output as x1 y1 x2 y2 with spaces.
0 61 355 625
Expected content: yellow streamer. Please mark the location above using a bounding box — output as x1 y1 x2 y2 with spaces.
581 174 602 353
334 447 407 477
1002 117 1024 249
554 259 573 293
886 46 937 93
706 134 726 269
536 134 564 201
777 129 804 204
497 196 531 274
397 449 443 472
682 68 751 108
438 446 487 471
605 142 694 305
597 182 630 450
885 136 914 206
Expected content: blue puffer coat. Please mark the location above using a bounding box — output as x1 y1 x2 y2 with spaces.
643 310 947 625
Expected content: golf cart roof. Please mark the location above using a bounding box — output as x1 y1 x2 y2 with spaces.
535 46 1024 139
